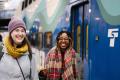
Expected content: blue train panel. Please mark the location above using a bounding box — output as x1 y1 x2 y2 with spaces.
89 0 120 80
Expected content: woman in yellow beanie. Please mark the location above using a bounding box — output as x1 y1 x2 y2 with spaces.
0 17 39 80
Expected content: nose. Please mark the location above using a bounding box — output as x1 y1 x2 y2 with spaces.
18 31 25 37
19 31 23 36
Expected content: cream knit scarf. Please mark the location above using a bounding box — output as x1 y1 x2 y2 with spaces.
3 35 28 58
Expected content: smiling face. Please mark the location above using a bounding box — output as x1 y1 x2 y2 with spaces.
11 27 26 45
58 33 69 50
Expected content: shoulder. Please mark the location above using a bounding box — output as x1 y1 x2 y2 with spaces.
0 42 3 49
0 43 7 53
49 46 56 51
46 46 56 57
70 48 76 55
48 46 56 54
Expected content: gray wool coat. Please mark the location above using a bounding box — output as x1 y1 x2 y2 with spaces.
0 46 39 80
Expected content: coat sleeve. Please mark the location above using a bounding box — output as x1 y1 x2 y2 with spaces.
31 54 39 80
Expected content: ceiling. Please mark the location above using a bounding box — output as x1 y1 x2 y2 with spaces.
0 0 6 10
0 0 21 10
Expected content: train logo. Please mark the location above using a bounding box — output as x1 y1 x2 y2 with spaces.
108 28 119 47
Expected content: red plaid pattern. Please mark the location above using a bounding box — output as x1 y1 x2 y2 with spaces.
45 46 78 80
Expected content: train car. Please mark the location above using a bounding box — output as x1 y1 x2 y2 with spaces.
68 0 120 80
69 1 89 80
88 0 120 80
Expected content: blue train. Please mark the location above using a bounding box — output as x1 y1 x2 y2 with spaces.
88 0 120 80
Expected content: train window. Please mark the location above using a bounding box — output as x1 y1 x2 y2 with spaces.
25 0 28 8
22 1 25 10
29 0 32 4
44 32 52 48
29 32 38 47
0 35 2 42
38 32 43 50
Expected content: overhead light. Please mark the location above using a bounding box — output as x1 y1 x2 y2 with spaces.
4 2 9 9
95 17 100 21
46 0 59 18
0 0 8 2
89 9 91 13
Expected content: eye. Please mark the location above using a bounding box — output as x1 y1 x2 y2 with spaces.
59 37 69 41
21 29 25 32
64 38 69 40
15 29 19 32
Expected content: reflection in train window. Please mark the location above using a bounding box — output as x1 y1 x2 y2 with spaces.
44 32 52 48
38 32 43 50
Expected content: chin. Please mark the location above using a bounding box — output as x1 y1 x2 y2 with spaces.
61 46 67 49
15 41 23 45
16 42 22 45
60 47 67 51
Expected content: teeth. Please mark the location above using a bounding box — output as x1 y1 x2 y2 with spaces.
62 44 65 46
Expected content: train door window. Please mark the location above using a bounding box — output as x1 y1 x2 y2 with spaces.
77 25 81 53
86 25 88 60
29 0 32 4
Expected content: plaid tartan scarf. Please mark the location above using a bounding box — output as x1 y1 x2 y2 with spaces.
45 46 78 80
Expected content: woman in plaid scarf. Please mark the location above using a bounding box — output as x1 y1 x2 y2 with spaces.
45 31 78 80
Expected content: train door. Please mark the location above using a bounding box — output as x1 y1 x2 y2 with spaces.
70 1 89 79
89 0 120 80
71 7 81 56
70 1 89 61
